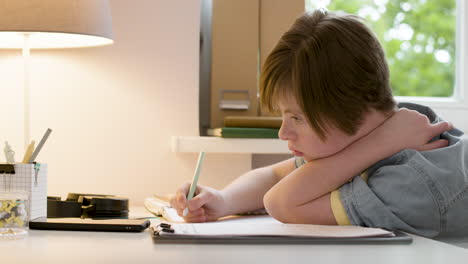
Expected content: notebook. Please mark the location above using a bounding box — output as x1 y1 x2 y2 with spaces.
151 216 412 244
144 196 184 222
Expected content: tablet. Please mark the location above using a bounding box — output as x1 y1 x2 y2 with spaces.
29 217 150 232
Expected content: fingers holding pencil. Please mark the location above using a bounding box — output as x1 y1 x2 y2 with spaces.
170 184 227 222
170 151 229 222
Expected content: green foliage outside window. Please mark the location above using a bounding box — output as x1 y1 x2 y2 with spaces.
305 0 456 97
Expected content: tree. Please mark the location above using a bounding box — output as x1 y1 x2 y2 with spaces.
306 0 456 97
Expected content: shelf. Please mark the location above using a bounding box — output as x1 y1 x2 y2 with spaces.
171 136 289 154
172 134 468 154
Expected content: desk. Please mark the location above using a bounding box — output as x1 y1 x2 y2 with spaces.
3 208 468 264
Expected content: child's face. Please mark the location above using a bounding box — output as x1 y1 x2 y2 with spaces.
278 95 355 162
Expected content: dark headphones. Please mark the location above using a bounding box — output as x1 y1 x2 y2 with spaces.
47 193 129 219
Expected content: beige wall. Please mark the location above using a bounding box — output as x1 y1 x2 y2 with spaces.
0 0 251 205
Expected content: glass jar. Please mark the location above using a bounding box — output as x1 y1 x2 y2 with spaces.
0 192 28 240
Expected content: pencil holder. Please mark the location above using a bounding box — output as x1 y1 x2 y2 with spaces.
0 163 47 221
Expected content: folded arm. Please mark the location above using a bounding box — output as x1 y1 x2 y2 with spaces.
220 158 296 216
264 109 453 224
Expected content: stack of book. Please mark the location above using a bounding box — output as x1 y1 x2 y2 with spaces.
207 116 282 138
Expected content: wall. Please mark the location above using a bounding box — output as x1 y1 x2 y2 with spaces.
0 0 251 204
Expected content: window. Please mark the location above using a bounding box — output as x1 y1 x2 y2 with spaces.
306 0 468 132
306 0 456 97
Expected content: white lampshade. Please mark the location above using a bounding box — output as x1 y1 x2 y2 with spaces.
0 0 113 49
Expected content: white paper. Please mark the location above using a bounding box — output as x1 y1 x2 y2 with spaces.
166 222 394 238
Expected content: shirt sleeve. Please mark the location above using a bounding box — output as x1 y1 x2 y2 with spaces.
338 150 441 237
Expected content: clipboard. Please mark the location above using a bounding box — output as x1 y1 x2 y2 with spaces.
150 222 413 245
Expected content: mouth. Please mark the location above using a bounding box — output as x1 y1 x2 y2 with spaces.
289 148 304 157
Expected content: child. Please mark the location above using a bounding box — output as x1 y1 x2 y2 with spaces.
171 9 467 238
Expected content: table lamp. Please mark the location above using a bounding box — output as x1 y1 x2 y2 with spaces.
0 0 114 150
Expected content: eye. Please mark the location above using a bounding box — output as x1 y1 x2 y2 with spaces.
291 115 302 122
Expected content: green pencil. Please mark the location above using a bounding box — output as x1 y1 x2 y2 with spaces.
183 151 206 216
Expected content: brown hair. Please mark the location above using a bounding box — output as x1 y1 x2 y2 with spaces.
260 9 396 140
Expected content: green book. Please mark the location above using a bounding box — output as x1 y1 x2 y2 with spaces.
224 116 282 128
207 127 279 139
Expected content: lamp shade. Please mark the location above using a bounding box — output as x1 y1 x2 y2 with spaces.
0 0 113 49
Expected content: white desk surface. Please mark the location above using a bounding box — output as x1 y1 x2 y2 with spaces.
3 207 468 264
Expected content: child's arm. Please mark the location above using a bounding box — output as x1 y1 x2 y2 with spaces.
170 157 296 222
264 108 453 224
220 158 296 215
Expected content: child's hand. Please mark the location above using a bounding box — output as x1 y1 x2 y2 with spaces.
170 182 227 222
379 108 453 152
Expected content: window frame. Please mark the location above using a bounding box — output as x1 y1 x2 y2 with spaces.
395 0 467 132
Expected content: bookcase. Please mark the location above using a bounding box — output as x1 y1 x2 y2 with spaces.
199 0 305 135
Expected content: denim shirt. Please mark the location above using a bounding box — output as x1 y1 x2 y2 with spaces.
338 103 468 238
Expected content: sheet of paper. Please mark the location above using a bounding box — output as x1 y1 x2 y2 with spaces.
165 222 394 238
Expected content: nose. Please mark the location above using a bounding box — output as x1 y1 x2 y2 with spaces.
278 120 295 141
